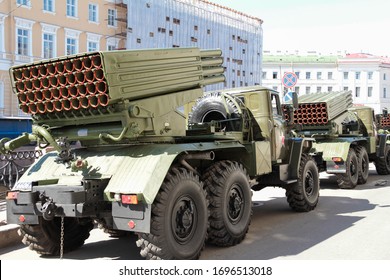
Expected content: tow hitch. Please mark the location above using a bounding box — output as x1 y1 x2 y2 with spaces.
39 193 58 221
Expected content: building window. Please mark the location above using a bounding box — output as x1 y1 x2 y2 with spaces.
43 0 54 12
17 28 30 56
328 86 333 92
17 0 30 6
316 86 321 93
343 72 349 79
169 30 173 36
305 86 311 94
106 37 119 51
89 4 98 23
368 87 373 97
306 72 311 79
66 0 77 17
191 37 198 43
136 38 141 44
384 73 387 80
262 72 267 79
166 16 170 21
295 86 300 94
368 72 373 80
295 72 300 78
108 9 117 27
43 33 55 58
194 25 198 31
88 41 98 52
66 37 77 55
173 18 180 25
384 88 387 98
343 86 349 91
328 72 333 80
317 72 322 79
355 87 360 97
149 32 154 37
207 29 211 35
272 72 278 79
355 72 361 80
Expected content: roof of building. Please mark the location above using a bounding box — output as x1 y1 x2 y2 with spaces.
263 52 390 65
200 0 263 23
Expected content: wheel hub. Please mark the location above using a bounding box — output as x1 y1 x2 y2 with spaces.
305 171 314 197
173 197 196 244
228 186 244 223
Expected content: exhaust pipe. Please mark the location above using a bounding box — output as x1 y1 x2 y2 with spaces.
66 73 76 85
45 101 55 113
62 99 72 111
69 86 78 98
77 84 87 96
18 93 27 104
88 95 99 108
14 69 23 81
94 69 104 81
80 97 89 109
51 88 61 100
70 98 81 110
55 62 65 74
22 68 31 80
38 65 48 77
43 89 52 100
85 70 94 83
86 82 97 95
98 93 109 106
31 67 39 79
96 81 107 93
59 87 69 99
37 102 46 114
75 71 85 84
40 78 50 89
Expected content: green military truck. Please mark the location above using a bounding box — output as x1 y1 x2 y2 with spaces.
2 48 320 259
283 90 390 189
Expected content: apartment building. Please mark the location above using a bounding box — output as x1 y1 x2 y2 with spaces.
0 0 127 122
262 52 390 113
126 0 263 91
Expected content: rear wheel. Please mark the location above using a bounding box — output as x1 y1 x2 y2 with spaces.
287 154 319 212
375 145 390 175
356 146 369 184
202 161 252 246
136 168 208 260
337 148 359 189
18 217 94 255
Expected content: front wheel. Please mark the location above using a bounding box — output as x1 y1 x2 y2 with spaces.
137 168 208 260
375 145 390 175
202 161 252 246
337 148 359 189
286 154 320 212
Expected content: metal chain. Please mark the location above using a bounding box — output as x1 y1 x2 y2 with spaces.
60 216 64 260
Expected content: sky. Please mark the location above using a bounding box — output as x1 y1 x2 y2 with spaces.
208 0 390 56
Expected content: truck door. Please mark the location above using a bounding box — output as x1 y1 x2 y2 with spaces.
270 93 287 162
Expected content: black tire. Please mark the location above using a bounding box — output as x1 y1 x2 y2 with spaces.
337 148 359 189
136 168 208 260
188 92 240 124
202 161 252 246
286 154 319 212
375 145 390 175
18 217 94 255
356 146 369 184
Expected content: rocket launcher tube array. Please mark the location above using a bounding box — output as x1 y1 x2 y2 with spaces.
10 47 224 119
283 90 353 126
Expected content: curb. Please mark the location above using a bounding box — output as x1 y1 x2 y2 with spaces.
0 224 22 249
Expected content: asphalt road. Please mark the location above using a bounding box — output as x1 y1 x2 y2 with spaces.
1 164 390 260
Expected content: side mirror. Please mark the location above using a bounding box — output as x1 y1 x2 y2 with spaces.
291 92 298 109
383 108 388 117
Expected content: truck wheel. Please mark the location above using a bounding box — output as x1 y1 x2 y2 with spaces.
375 145 390 175
337 148 359 189
286 154 319 212
18 217 94 255
356 146 369 184
137 168 208 259
202 161 252 246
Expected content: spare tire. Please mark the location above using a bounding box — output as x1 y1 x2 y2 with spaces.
189 92 240 124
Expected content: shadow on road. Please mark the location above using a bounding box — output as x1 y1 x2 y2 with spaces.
201 193 376 260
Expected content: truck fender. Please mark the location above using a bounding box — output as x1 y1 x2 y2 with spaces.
376 134 390 157
287 137 315 179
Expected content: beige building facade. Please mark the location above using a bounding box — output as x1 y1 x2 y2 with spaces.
0 0 127 118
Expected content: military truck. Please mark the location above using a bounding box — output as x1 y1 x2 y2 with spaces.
283 90 390 189
2 48 320 260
